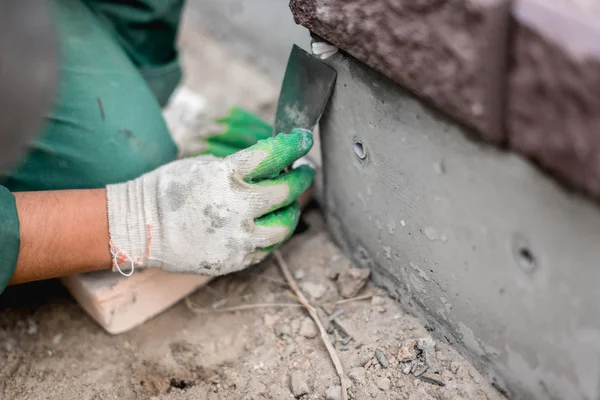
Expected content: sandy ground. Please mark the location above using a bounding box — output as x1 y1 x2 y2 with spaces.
0 12 503 400
0 210 502 400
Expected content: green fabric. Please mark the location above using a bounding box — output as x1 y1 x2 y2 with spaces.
84 0 185 106
0 0 183 293
3 0 179 192
0 188 19 291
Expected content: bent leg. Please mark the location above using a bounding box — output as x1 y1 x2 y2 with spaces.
3 0 178 192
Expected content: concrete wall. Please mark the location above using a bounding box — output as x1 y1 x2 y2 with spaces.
321 52 600 399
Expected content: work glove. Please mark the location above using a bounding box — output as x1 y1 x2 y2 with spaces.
164 87 273 158
106 129 314 276
193 107 273 158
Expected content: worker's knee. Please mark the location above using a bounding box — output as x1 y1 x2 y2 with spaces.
1 0 178 192
3 108 177 191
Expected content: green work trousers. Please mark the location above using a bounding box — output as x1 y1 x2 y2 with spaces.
0 0 184 292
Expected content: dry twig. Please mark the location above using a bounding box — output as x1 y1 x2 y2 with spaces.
330 291 384 305
274 251 348 400
185 297 301 313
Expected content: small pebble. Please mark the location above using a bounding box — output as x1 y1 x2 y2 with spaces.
374 349 389 368
367 385 380 398
441 369 454 382
357 349 373 367
283 343 296 357
301 282 327 299
397 339 418 362
417 337 440 372
371 296 385 306
450 361 461 374
469 369 481 384
52 334 63 345
326 268 340 280
376 306 387 313
294 269 306 280
299 317 318 339
349 367 366 385
325 385 342 400
412 363 428 377
275 324 292 338
400 362 412 375
336 268 370 298
375 377 391 391
289 370 310 397
263 314 278 327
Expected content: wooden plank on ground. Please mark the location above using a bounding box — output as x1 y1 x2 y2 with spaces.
62 270 210 335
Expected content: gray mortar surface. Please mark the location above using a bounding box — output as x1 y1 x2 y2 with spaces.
320 51 600 399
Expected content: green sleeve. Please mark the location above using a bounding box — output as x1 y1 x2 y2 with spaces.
83 0 185 106
0 186 20 293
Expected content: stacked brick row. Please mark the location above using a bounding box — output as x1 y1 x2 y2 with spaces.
290 0 600 201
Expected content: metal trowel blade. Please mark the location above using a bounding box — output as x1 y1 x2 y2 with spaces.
273 45 337 136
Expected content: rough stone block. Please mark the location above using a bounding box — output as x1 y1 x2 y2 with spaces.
507 0 600 200
290 0 511 142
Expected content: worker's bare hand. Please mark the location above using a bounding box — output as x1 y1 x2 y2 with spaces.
106 129 314 276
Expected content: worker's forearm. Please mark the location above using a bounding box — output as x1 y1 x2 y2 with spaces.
10 189 111 284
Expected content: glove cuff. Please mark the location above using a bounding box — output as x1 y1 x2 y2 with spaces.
106 180 156 274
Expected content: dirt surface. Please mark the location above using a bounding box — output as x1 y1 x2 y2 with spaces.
0 16 501 400
0 210 501 400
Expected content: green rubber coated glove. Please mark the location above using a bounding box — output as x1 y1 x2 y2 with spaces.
106 129 315 276
194 107 273 158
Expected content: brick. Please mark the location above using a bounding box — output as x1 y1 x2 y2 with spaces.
507 0 600 199
290 0 511 142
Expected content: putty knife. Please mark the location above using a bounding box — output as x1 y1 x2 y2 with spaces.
274 45 337 136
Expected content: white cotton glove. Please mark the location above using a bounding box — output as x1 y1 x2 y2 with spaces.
106 129 314 276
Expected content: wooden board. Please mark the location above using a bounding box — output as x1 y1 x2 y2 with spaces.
62 270 210 335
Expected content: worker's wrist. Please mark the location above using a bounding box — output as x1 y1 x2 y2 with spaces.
106 181 157 274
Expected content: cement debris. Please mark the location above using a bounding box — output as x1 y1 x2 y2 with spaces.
336 268 371 298
299 316 318 338
289 370 310 397
371 295 385 306
326 385 343 400
375 349 389 369
300 281 327 299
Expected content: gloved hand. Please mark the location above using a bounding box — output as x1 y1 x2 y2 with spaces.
106 129 314 276
166 99 273 158
194 107 273 158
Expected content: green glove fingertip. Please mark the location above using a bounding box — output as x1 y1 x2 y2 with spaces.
243 129 314 182
255 202 302 251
